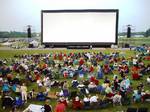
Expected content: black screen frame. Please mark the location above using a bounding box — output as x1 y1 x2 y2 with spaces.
41 9 119 47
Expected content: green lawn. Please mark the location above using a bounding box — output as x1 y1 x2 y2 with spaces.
0 49 150 112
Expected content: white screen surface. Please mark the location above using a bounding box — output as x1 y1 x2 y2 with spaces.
42 11 117 43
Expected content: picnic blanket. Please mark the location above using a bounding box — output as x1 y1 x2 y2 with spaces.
23 104 44 112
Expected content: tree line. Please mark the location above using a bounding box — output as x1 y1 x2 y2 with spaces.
0 31 37 38
0 29 150 38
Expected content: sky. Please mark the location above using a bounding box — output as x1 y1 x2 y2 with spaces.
0 0 149 32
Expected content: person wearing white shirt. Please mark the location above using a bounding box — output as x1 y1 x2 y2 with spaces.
112 92 122 106
83 95 90 109
90 95 98 103
20 83 27 103
89 95 99 109
147 76 150 84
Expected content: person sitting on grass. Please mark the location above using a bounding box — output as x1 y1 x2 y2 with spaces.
145 64 150 74
2 81 10 94
113 75 119 91
0 75 3 86
131 64 140 80
97 65 104 79
71 78 79 88
43 100 52 112
141 90 150 102
28 89 35 99
112 91 122 106
88 82 97 93
55 99 66 112
147 76 150 85
133 90 141 102
83 95 90 109
72 96 83 110
104 76 110 84
59 97 68 107
1 95 15 110
103 63 111 74
89 94 99 109
105 84 114 99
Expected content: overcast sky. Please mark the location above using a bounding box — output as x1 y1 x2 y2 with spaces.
0 0 149 32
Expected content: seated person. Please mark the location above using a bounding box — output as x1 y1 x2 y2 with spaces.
83 95 90 109
88 82 97 92
147 76 150 84
55 99 66 112
72 96 83 110
113 75 119 91
131 65 140 79
90 76 99 85
83 79 90 86
43 100 52 112
0 76 3 86
89 95 99 109
28 89 35 99
133 90 141 102
15 96 23 107
36 92 46 101
145 64 150 73
97 85 106 94
62 89 70 97
71 79 79 88
137 83 144 92
105 85 114 98
2 95 14 109
7 74 13 84
104 76 110 84
2 82 10 93
56 90 64 97
123 64 129 73
12 84 20 93
90 95 98 104
59 97 68 107
141 90 150 102
103 64 111 74
77 82 85 88
113 62 118 70
26 74 35 82
97 65 104 79
112 92 122 106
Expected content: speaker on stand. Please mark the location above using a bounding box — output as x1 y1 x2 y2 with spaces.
27 25 32 48
127 25 131 38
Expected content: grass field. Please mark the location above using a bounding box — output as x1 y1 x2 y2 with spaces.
0 49 150 112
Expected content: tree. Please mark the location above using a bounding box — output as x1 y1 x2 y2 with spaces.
145 28 150 37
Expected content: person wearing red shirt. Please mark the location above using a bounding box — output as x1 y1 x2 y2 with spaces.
55 100 66 112
131 65 140 79
89 65 94 73
79 58 84 66
59 53 63 61
72 96 83 110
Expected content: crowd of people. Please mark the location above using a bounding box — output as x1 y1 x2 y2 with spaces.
0 48 150 112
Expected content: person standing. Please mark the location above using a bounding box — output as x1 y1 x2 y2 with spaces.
20 83 27 103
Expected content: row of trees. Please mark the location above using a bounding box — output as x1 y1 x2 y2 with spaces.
119 29 150 37
145 28 150 37
0 28 150 38
0 31 38 38
0 31 27 38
